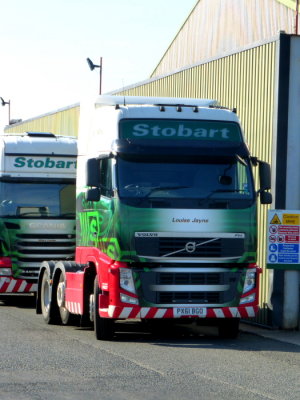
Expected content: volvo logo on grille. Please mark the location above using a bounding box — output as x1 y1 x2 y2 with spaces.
162 237 219 258
185 241 197 253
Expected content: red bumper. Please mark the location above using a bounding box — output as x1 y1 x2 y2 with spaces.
99 304 258 319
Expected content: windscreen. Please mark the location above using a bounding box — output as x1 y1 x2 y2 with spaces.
0 182 75 218
117 158 254 209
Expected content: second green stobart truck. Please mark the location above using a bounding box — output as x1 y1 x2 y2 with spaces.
0 132 77 296
37 95 272 339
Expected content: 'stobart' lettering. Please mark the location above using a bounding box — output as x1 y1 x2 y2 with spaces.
13 156 77 169
132 123 230 139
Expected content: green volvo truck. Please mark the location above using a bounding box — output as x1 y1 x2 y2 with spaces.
37 96 272 339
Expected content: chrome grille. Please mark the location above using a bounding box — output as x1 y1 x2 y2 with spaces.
158 237 243 258
135 235 245 259
159 291 220 304
14 233 75 281
159 272 221 285
135 267 244 306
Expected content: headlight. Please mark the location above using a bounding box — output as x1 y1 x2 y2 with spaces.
243 269 256 293
120 268 136 294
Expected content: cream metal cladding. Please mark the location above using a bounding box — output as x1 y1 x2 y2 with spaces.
152 0 298 78
5 104 80 136
114 39 276 325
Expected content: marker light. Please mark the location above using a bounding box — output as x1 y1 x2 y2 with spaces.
240 293 256 304
120 293 139 305
0 257 12 276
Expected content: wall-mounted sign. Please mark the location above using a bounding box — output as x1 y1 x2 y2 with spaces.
267 210 300 270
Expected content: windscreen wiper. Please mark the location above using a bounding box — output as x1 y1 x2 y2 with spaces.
198 189 249 206
144 185 189 197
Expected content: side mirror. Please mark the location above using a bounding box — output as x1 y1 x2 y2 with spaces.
85 188 101 202
260 191 272 205
259 161 271 191
86 158 100 187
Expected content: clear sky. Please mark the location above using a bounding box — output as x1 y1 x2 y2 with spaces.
0 0 197 131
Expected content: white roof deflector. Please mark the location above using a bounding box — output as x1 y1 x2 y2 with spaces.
95 95 218 107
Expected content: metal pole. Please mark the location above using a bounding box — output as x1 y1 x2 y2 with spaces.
8 100 11 124
296 0 299 35
99 57 102 95
283 36 300 329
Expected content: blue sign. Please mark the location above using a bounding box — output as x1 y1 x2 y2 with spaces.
268 254 278 263
269 244 277 252
277 244 299 264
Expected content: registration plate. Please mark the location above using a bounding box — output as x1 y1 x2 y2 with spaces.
174 307 207 318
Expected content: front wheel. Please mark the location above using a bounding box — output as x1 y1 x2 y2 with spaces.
93 277 114 340
40 269 59 324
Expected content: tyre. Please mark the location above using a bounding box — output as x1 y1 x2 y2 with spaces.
218 319 240 339
56 270 77 325
40 269 59 324
93 277 114 340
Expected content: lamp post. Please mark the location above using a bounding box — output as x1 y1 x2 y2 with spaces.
296 0 299 35
86 57 103 94
0 97 11 125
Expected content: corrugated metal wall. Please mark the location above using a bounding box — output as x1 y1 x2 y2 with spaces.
116 39 277 325
5 104 80 137
152 0 296 78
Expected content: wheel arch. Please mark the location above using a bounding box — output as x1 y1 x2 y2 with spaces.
81 261 97 321
53 260 95 323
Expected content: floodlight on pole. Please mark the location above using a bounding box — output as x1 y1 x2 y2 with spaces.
0 97 11 125
86 57 103 94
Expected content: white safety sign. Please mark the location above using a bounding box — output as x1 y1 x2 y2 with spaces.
267 210 300 268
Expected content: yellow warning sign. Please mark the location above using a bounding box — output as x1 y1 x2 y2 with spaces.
270 213 282 224
283 214 299 225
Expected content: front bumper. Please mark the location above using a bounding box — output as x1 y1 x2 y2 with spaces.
0 277 37 293
99 304 258 319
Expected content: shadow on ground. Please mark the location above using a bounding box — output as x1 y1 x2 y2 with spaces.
0 295 36 308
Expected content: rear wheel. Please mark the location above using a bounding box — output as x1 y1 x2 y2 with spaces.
218 319 240 339
40 269 59 324
93 277 114 340
56 270 74 325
